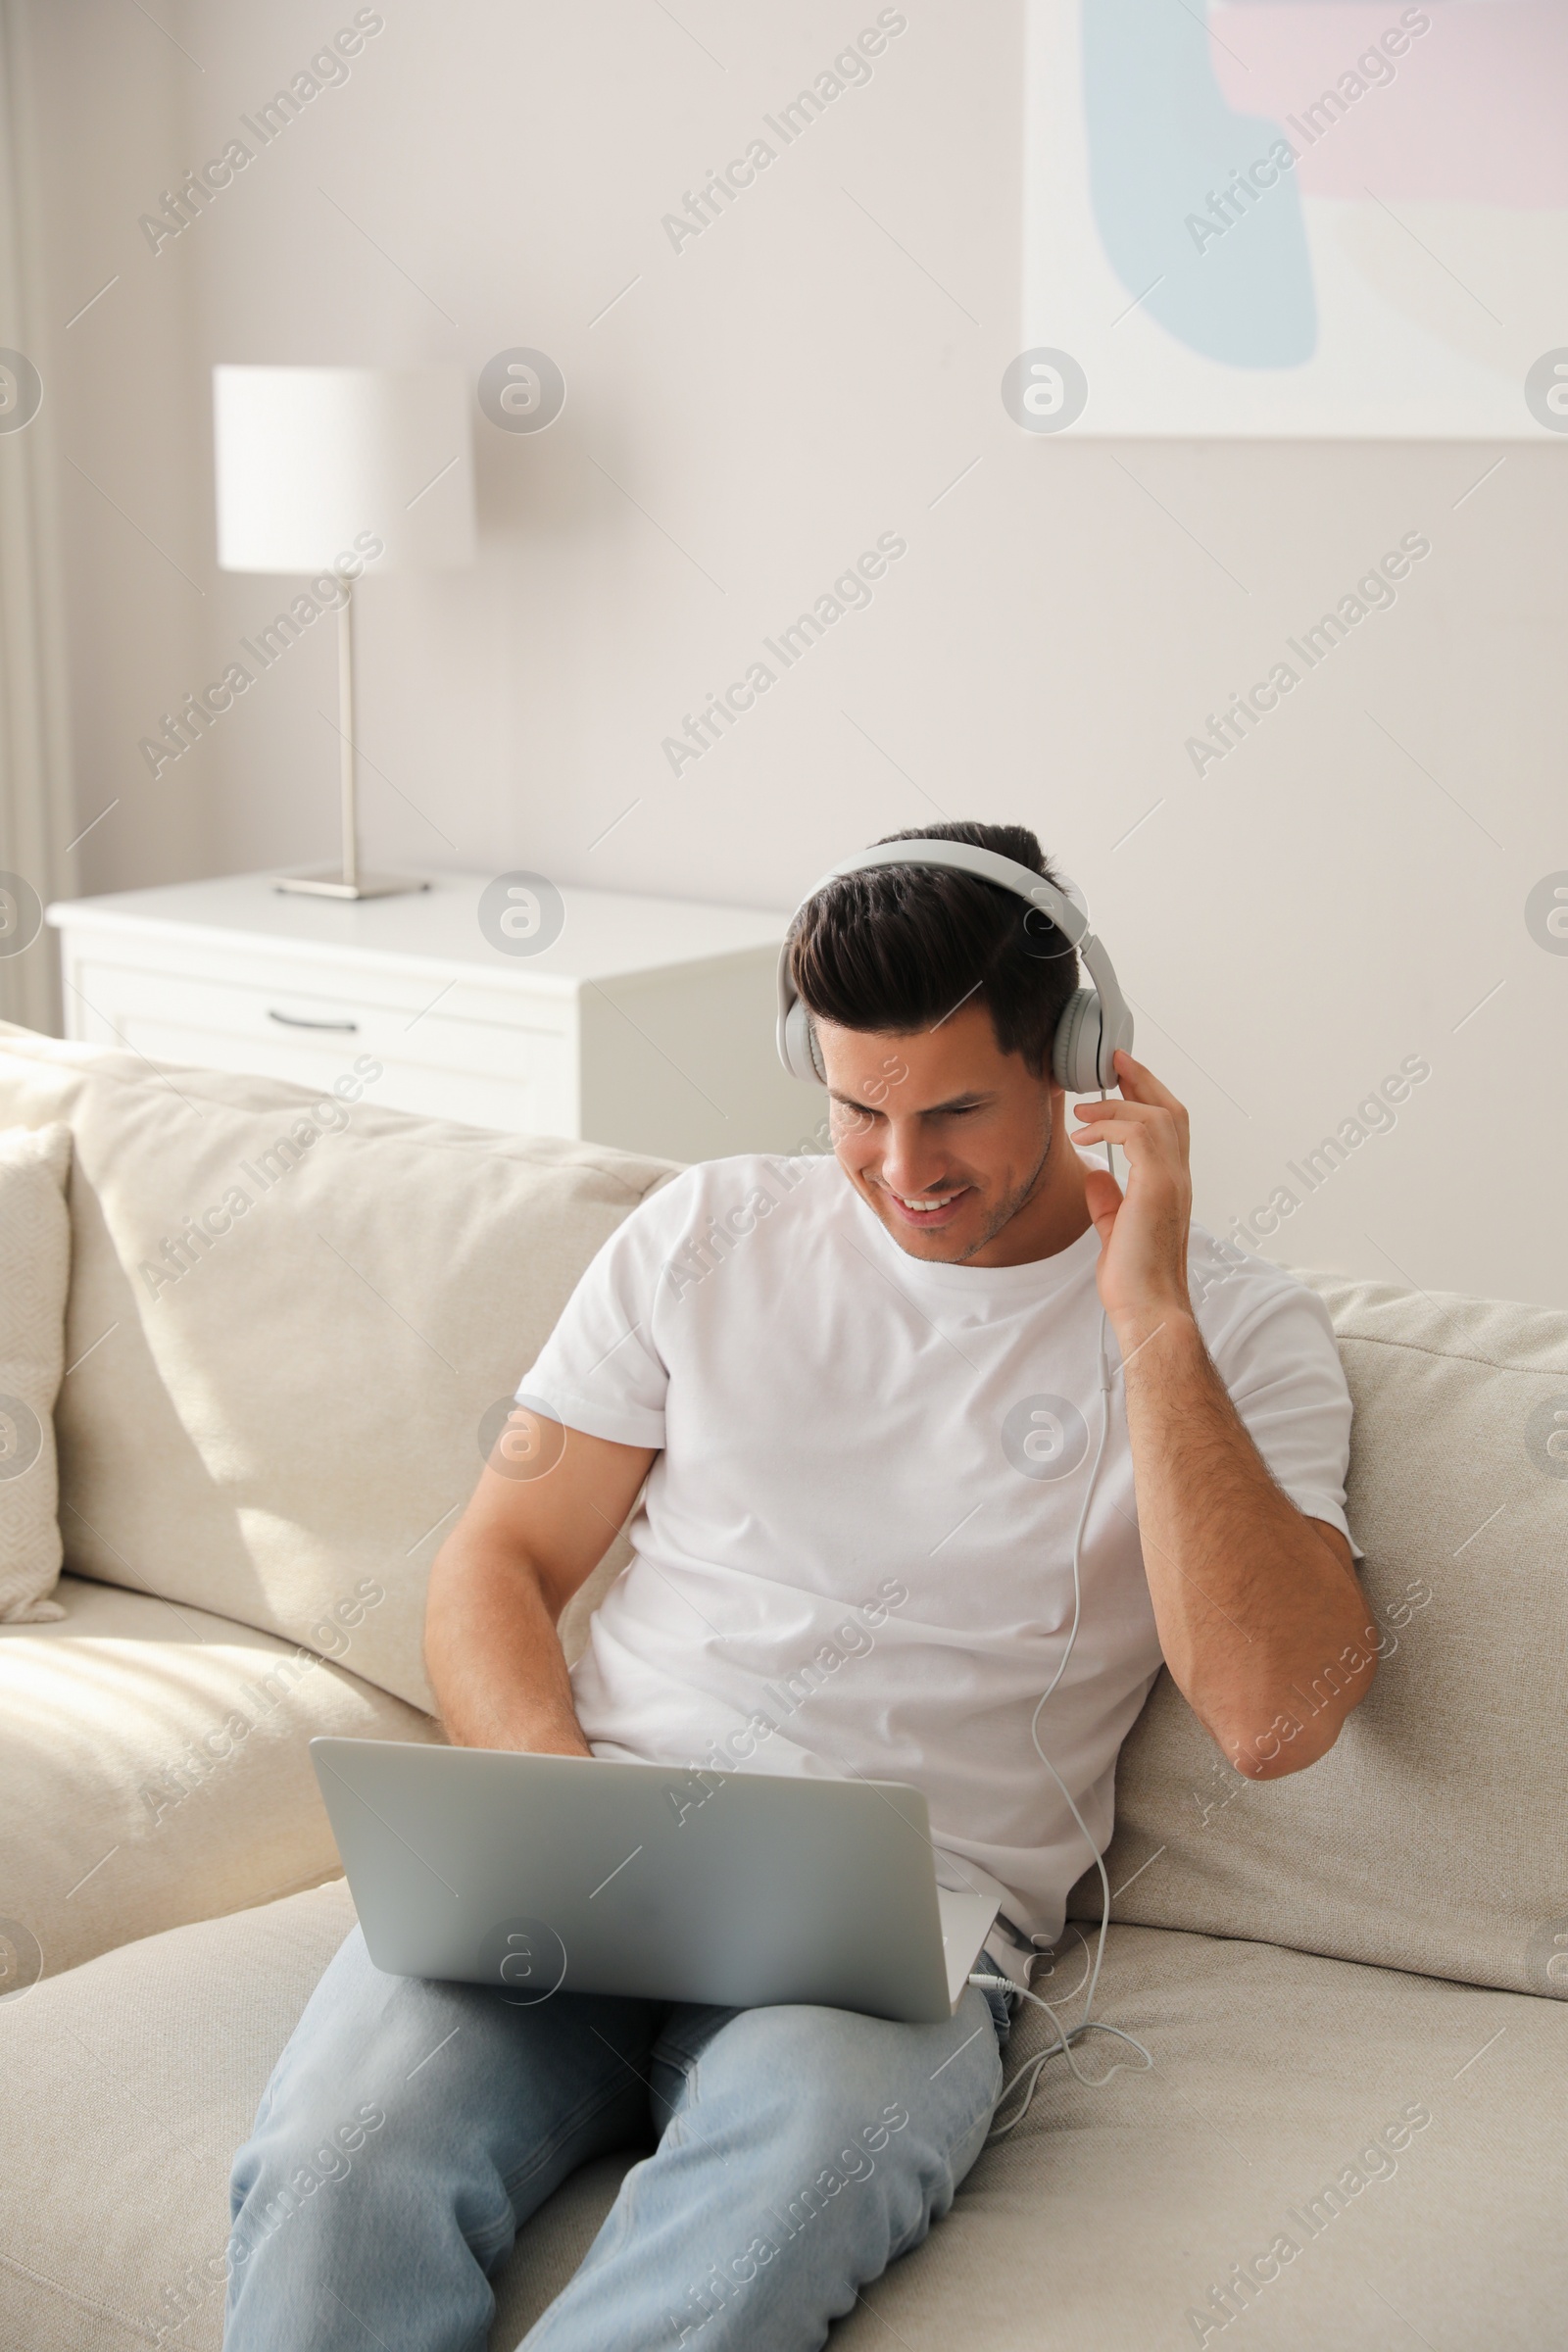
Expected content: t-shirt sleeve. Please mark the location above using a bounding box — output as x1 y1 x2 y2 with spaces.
1200 1268 1359 1555
517 1177 689 1449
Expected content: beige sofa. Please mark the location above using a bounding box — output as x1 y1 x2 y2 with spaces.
0 1019 1562 2351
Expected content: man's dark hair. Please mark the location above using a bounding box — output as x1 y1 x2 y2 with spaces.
789 820 1079 1079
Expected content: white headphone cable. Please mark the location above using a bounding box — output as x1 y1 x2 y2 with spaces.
968 1103 1152 2132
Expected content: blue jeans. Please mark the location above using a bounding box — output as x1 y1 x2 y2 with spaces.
224 1925 1014 2352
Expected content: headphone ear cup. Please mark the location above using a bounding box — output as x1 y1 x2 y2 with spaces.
781 995 823 1084
1052 988 1105 1094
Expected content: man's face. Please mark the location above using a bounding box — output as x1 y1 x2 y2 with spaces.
815 1000 1070 1266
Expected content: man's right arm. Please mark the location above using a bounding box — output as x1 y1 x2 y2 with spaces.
423 1405 658 1756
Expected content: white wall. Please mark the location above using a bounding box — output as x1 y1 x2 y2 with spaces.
19 0 1568 1305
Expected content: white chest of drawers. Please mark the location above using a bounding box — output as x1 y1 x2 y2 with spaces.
46 871 813 1162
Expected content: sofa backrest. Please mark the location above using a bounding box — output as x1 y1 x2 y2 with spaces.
1075 1268 1568 1999
7 1025 1563 1998
0 1026 676 1711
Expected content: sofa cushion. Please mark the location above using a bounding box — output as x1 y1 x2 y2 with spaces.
830 1921 1566 2352
1074 1270 1568 1999
0 1120 71 1621
0 1025 674 1712
0 1573 441 1981
0 1886 1557 2352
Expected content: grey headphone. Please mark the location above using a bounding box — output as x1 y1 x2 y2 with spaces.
775 838 1134 1094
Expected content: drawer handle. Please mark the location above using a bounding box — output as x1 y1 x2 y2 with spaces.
267 1007 359 1033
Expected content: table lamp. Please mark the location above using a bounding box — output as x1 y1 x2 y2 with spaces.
213 365 475 898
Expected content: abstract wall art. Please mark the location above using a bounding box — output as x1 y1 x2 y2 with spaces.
1019 0 1568 435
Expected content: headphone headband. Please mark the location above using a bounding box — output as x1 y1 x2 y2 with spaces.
775 839 1133 1093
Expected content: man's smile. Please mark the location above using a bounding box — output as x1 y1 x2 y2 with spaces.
878 1180 974 1229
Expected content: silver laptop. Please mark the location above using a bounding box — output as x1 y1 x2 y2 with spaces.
310 1739 1000 2025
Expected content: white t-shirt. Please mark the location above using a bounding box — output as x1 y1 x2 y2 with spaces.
521 1153 1354 1990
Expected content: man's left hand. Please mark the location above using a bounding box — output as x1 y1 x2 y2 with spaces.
1070 1049 1195 1340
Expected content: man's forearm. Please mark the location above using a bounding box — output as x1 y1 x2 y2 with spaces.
1115 1307 1374 1776
423 1538 593 1756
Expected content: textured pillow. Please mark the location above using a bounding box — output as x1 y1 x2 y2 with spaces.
0 1121 72 1621
1073 1269 1568 1999
0 1027 674 1707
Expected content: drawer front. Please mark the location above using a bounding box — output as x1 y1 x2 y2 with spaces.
372 1039 575 1135
65 953 579 1138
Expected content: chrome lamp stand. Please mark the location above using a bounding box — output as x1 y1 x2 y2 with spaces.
274 582 428 901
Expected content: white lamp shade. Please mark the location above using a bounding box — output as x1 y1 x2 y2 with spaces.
213 365 475 573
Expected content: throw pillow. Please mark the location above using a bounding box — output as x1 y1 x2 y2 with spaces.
0 1121 72 1621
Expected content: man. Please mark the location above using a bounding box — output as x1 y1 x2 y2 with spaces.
226 820 1373 2352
